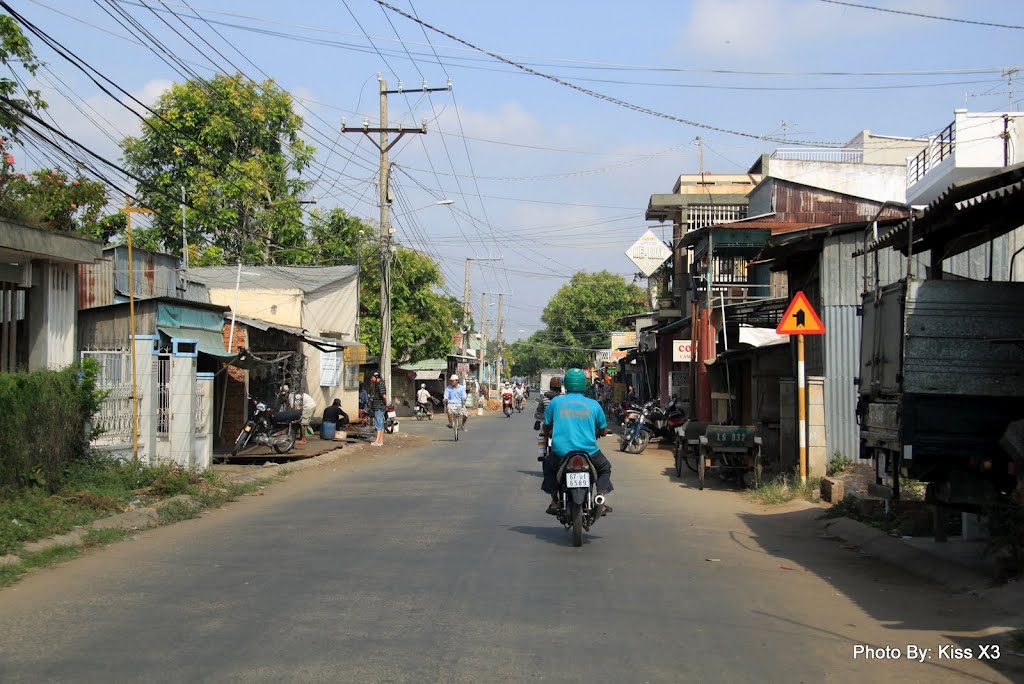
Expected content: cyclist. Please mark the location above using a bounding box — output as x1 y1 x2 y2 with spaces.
444 374 469 432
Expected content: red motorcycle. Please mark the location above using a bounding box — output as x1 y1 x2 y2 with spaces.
502 392 514 418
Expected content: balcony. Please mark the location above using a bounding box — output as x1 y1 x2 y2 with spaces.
906 110 1024 206
771 148 864 163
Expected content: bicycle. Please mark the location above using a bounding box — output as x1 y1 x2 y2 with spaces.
447 403 466 441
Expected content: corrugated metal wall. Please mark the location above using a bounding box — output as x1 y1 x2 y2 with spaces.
822 232 1010 305
79 247 211 309
823 306 860 462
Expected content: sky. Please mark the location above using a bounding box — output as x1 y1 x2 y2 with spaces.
9 0 1024 341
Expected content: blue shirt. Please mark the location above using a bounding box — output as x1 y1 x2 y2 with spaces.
444 385 467 405
544 393 607 458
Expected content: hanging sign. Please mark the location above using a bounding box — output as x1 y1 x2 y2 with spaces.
776 291 826 335
625 230 672 277
673 340 693 362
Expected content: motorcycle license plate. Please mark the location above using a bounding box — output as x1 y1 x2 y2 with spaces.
565 472 590 488
387 411 397 419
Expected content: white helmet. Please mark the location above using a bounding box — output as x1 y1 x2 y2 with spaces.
420 383 426 389
450 374 459 381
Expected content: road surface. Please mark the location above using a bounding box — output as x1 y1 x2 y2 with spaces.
0 411 1018 682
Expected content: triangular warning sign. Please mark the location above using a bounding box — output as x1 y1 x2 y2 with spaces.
776 291 825 335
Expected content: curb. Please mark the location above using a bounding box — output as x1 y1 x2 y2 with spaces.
819 517 990 593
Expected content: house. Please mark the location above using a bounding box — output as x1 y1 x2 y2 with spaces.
0 219 103 371
188 265 362 423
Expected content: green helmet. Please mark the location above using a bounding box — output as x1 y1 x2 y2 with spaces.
564 368 587 393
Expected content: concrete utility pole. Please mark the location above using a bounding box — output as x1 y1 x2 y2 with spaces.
496 293 505 383
462 257 502 355
478 292 487 396
342 75 450 399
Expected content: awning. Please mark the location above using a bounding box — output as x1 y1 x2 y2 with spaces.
399 358 449 373
159 326 234 360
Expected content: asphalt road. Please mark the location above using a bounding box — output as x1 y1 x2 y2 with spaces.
0 411 1019 683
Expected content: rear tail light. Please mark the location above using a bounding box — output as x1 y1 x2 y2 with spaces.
569 455 588 471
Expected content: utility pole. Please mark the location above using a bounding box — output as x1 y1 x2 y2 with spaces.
120 196 154 461
695 136 704 175
496 293 505 383
478 292 487 398
180 186 188 272
462 256 502 355
1003 66 1019 111
342 75 450 399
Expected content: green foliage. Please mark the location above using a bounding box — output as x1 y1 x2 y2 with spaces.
0 157 117 239
508 270 646 376
0 14 45 139
0 361 104 493
827 451 855 476
121 73 315 263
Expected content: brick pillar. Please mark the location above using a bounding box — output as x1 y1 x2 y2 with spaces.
220 322 248 444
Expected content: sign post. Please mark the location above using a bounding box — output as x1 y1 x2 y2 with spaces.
776 291 826 482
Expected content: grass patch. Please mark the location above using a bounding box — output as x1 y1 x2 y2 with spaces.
156 499 200 525
827 451 855 476
81 527 132 547
751 474 822 505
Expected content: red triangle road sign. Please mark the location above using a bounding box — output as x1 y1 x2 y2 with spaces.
776 291 825 335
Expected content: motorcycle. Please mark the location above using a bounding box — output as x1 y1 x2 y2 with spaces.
537 436 604 547
618 398 686 455
384 404 397 433
414 398 438 421
514 394 526 413
233 396 300 456
502 393 514 418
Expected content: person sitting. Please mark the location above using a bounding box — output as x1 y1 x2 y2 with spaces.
321 398 349 439
280 384 316 445
542 368 614 517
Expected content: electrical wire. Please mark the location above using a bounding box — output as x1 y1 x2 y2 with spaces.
816 0 1024 30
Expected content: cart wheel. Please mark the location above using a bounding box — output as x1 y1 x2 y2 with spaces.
698 447 706 491
674 444 684 478
684 445 699 473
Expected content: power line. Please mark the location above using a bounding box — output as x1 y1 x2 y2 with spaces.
816 0 1024 30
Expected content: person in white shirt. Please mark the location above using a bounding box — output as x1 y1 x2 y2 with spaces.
416 383 432 417
280 384 316 444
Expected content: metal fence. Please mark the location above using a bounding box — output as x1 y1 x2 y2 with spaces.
906 121 955 187
771 148 864 163
81 348 135 446
157 351 170 435
195 379 207 434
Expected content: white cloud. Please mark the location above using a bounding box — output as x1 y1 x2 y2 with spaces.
677 0 954 60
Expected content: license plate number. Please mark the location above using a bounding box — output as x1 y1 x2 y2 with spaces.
387 411 397 419
565 472 590 488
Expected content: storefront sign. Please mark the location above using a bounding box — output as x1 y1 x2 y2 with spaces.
673 339 693 363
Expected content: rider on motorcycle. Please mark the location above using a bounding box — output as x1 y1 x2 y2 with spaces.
533 375 562 422
513 382 526 409
542 368 614 517
501 382 514 408
416 383 432 415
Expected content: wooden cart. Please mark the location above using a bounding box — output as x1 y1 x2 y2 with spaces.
695 425 763 491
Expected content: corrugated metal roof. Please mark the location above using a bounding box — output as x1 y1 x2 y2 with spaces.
190 265 358 293
398 358 448 372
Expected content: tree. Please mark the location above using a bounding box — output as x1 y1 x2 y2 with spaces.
510 270 646 373
0 150 118 240
121 73 315 264
0 13 44 139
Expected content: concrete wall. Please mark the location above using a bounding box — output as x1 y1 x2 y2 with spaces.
207 288 303 328
762 158 908 204
845 130 927 166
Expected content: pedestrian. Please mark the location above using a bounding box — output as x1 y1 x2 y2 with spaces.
368 370 388 447
280 385 316 445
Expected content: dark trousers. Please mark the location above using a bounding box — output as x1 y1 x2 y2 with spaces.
542 448 613 496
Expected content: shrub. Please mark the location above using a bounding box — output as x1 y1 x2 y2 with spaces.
0 360 104 492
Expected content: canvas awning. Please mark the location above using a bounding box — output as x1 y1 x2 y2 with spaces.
158 326 234 360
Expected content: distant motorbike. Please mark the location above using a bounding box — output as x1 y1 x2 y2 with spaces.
502 393 514 418
233 396 300 456
515 394 526 413
414 398 438 421
538 435 605 547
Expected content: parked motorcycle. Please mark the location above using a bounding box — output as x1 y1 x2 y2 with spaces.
537 437 605 547
233 396 300 456
384 404 397 433
618 398 686 454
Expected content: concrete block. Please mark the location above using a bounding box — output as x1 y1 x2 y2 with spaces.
808 425 826 448
808 402 825 427
868 483 893 500
844 491 886 518
808 446 827 478
821 476 844 503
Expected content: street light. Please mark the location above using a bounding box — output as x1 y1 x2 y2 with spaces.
395 198 455 217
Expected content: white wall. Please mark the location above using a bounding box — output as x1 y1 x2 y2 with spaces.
768 158 908 203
